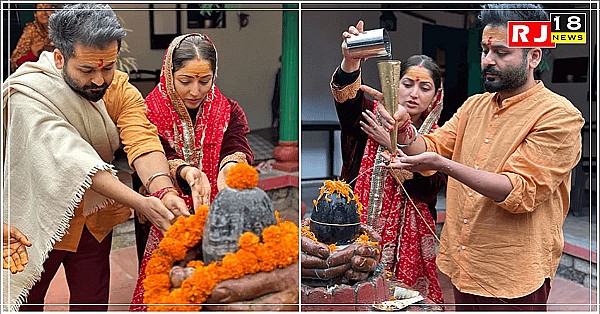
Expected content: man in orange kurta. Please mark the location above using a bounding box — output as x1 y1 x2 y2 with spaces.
376 4 584 311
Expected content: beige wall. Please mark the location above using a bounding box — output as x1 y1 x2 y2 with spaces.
112 4 283 130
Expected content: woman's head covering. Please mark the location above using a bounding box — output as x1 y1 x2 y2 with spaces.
145 33 232 201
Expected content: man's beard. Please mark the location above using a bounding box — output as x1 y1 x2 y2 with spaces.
482 56 528 93
63 68 109 102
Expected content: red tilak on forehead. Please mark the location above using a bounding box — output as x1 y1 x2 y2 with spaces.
487 37 493 45
416 78 420 82
98 59 104 67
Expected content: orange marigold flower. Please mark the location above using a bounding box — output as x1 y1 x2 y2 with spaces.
186 260 204 268
238 232 260 251
143 213 298 309
145 254 172 276
354 231 379 246
225 162 259 190
158 238 187 260
143 274 170 302
328 244 337 252
221 254 246 279
235 249 259 273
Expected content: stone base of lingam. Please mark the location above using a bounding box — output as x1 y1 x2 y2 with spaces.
301 267 389 311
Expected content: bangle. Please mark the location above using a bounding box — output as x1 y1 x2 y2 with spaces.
145 172 173 192
150 186 178 200
396 124 418 148
219 160 238 172
219 152 247 171
168 159 188 179
176 164 189 181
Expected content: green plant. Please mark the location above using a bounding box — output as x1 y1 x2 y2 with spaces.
198 4 238 16
116 15 138 74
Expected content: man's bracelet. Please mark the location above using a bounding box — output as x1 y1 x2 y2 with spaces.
145 172 174 192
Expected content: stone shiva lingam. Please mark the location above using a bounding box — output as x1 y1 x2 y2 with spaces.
144 163 299 311
301 180 389 311
202 168 277 264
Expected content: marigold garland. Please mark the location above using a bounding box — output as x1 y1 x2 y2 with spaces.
301 223 376 252
225 162 259 190
143 205 298 311
312 180 364 215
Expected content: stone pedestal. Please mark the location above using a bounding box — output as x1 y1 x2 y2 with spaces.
301 268 389 311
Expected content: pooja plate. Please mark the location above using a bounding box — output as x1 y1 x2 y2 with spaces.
372 295 424 311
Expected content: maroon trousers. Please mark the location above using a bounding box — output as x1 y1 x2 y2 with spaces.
20 226 112 311
453 278 551 311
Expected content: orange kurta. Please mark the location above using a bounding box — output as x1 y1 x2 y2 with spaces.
423 81 584 298
54 70 164 252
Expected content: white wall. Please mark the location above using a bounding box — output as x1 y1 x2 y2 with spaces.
301 8 594 180
301 10 464 179
112 4 283 130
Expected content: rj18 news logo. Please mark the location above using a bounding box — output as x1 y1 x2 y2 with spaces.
508 13 586 48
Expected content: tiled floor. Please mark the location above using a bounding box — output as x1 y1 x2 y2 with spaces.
40 235 596 311
36 179 597 311
43 245 137 311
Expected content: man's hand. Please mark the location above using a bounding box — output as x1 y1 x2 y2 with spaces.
134 197 175 233
3 223 32 274
301 223 381 286
380 150 442 173
360 108 393 150
203 262 299 311
160 193 190 221
180 166 211 208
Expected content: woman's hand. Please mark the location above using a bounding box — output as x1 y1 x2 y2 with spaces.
217 162 237 192
360 84 411 128
180 166 211 209
340 20 364 73
3 223 32 274
359 109 392 150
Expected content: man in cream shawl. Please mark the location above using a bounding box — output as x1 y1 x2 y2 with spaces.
2 4 194 311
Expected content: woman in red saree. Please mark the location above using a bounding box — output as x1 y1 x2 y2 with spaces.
331 22 446 304
10 3 59 72
130 33 253 310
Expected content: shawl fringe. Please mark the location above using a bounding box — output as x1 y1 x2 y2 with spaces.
5 164 115 312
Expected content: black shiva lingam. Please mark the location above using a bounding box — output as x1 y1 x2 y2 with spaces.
309 180 361 245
